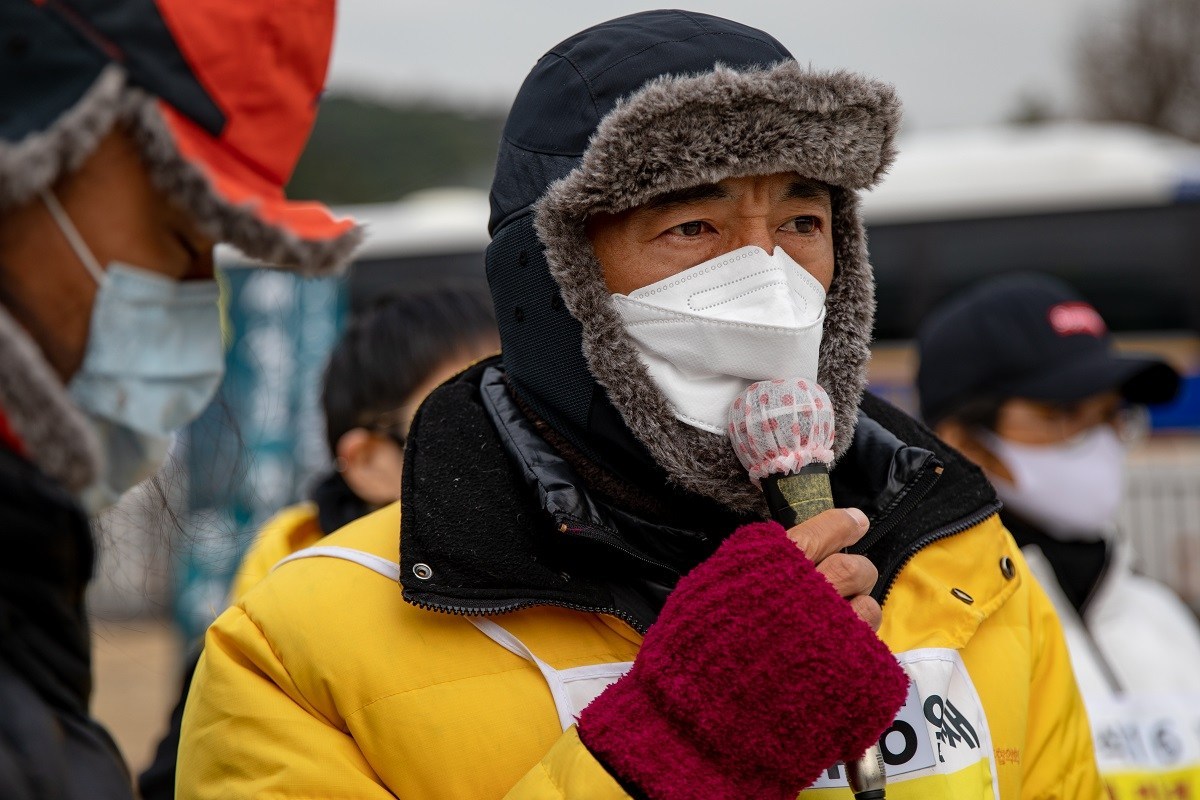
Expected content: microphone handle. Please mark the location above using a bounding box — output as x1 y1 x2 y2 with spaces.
761 464 833 528
843 746 887 799
761 463 888 800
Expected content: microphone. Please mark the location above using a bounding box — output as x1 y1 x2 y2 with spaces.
728 378 888 800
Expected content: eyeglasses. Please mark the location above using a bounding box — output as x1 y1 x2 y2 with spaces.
373 426 407 450
365 411 409 451
996 395 1148 446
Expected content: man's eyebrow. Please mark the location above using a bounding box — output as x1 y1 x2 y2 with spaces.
784 179 831 202
642 183 731 211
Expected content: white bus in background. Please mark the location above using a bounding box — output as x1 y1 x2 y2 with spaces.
862 122 1200 374
336 187 491 313
860 122 1200 613
864 121 1200 350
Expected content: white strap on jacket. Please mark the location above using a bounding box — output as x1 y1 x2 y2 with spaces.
274 545 402 581
466 619 632 732
468 617 580 732
274 545 631 732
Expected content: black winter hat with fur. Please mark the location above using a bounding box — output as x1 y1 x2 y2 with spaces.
485 10 901 513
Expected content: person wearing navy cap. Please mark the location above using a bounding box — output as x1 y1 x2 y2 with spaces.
918 272 1200 791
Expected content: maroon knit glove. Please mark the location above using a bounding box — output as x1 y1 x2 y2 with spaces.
577 521 909 800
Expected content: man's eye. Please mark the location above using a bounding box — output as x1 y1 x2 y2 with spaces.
783 216 818 234
670 221 705 236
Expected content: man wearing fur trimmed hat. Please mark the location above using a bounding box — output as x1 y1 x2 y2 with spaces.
0 2 357 798
179 11 1102 799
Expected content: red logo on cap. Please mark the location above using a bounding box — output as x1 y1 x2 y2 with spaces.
1048 302 1106 337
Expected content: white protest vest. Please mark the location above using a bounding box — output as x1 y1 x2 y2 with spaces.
1088 693 1200 798
465 617 633 731
1024 545 1200 798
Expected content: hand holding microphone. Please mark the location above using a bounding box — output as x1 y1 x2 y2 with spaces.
576 377 908 800
728 378 883 630
728 378 900 799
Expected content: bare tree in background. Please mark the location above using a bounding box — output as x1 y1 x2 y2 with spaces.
1076 0 1200 142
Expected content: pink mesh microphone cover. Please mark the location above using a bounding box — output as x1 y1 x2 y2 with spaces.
728 378 836 484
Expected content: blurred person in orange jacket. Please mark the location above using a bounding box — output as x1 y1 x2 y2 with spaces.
0 1 356 798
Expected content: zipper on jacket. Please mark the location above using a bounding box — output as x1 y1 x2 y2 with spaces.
851 462 943 555
405 593 649 634
404 514 668 635
401 513 680 637
555 514 681 575
876 500 1003 606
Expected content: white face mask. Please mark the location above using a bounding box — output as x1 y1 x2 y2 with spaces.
610 245 826 434
981 426 1127 540
42 191 224 513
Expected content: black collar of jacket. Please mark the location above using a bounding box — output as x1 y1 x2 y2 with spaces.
838 392 1002 603
1001 511 1111 616
399 358 1000 632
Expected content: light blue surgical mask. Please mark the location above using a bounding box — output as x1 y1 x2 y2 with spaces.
42 190 225 513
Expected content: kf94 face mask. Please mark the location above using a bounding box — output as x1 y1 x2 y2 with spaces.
611 245 825 434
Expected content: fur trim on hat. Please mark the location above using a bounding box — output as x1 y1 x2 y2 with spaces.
123 92 363 276
0 66 362 275
0 65 127 211
0 305 100 491
534 61 895 511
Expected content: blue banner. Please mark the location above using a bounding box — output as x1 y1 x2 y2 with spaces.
173 267 345 643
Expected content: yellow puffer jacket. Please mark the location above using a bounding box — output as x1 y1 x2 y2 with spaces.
178 500 1101 799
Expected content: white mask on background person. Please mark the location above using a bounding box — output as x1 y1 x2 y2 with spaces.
980 426 1127 541
610 245 826 434
42 191 224 513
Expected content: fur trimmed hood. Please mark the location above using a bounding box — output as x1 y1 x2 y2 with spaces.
0 66 361 276
487 11 900 512
0 64 357 492
1 0 356 492
0 305 100 492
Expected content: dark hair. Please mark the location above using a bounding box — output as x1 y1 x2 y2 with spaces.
320 281 496 453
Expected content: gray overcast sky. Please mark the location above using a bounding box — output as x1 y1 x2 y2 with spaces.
328 0 1123 131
